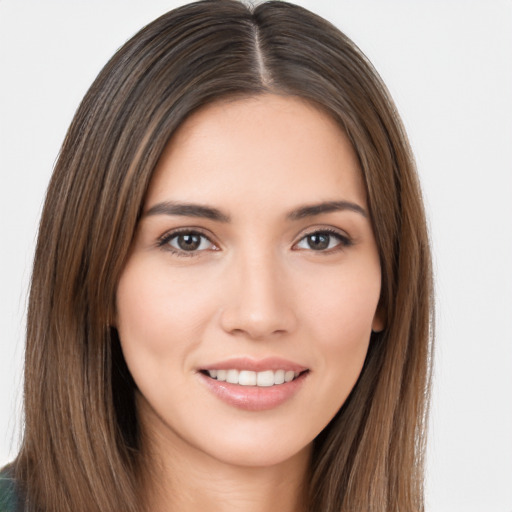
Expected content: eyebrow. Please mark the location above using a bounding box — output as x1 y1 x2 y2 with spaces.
144 199 367 222
144 201 231 222
286 200 367 220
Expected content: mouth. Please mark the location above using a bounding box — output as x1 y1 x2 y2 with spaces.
198 358 309 411
200 368 308 387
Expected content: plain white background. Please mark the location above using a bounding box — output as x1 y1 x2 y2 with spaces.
1 1 511 511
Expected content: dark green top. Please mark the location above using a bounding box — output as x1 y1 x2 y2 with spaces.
0 469 20 512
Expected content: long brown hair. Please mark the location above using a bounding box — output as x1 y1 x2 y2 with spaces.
13 1 433 511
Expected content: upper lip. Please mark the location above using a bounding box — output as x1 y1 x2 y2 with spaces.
199 357 308 373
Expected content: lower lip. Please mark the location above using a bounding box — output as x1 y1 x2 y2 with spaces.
198 371 308 411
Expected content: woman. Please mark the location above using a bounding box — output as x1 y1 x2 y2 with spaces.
0 1 433 511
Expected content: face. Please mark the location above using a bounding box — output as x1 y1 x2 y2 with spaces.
116 94 383 469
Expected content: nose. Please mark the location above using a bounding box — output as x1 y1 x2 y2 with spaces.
219 250 297 340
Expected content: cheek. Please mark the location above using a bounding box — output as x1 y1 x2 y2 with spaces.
300 263 381 345
115 260 217 364
297 262 380 397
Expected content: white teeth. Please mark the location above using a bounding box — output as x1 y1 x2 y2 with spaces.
238 370 257 386
206 368 302 386
274 369 285 385
257 370 275 387
226 369 239 384
285 370 295 383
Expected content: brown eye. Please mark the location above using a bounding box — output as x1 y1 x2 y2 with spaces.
306 233 330 250
175 233 203 251
295 230 351 252
161 231 215 253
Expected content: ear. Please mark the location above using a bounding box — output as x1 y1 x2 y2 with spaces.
371 304 386 333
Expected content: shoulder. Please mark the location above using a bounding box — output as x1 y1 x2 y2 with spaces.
0 467 21 512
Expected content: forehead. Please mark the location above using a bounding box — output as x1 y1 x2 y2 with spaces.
145 94 366 212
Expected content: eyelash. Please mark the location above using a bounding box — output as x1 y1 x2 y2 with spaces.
157 227 352 257
157 228 216 258
294 228 353 253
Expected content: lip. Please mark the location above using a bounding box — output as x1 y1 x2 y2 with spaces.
197 357 309 412
200 357 308 373
199 371 308 411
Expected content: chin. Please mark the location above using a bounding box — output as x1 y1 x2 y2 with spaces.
200 437 313 470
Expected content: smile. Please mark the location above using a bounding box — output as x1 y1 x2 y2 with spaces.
198 358 309 411
204 369 301 387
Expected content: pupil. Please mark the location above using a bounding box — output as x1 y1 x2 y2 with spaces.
178 234 201 251
308 234 329 250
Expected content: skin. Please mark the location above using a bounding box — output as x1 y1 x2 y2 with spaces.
116 94 383 512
